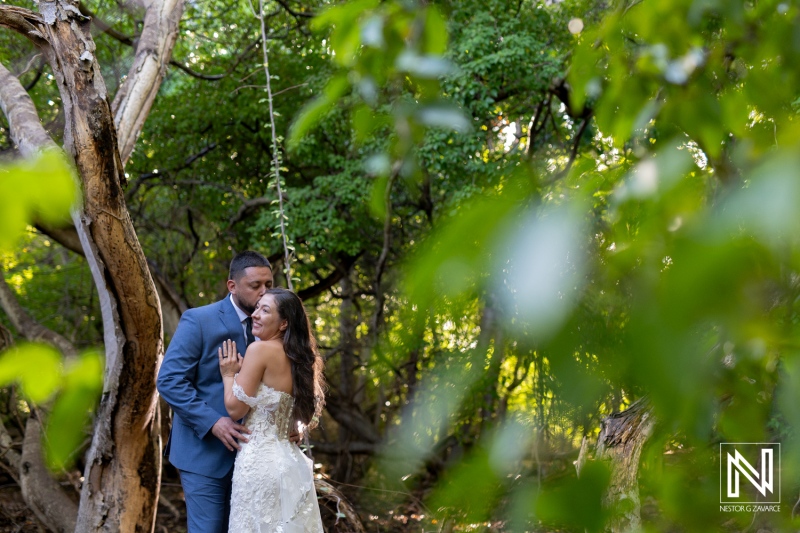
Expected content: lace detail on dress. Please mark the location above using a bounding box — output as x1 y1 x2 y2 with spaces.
232 375 295 440
231 376 260 408
228 376 323 532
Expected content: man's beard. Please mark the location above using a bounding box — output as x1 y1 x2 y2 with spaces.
235 296 256 315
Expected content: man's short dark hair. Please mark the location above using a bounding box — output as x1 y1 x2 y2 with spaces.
229 251 271 281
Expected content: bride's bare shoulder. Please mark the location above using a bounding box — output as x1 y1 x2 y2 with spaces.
245 339 285 360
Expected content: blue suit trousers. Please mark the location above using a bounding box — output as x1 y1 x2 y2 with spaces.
180 464 235 533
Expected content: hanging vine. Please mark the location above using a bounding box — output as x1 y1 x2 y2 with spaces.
250 0 294 289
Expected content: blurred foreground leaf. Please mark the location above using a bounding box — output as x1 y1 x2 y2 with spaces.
0 343 62 402
0 344 103 470
0 150 77 251
46 350 104 470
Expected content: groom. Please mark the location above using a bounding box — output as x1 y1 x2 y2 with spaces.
157 250 273 532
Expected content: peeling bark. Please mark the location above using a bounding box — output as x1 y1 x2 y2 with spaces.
35 0 163 530
1 0 182 529
595 398 655 533
0 6 49 48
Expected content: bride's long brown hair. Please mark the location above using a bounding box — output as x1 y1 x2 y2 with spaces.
266 288 326 429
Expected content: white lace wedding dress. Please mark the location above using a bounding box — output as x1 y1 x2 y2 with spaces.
229 377 324 533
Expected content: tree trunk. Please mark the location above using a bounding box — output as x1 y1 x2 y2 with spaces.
1 0 184 528
39 5 165 528
20 418 78 533
595 397 655 533
333 275 357 480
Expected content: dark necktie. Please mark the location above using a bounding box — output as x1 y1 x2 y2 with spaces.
245 317 255 345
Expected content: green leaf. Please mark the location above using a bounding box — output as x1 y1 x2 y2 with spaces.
568 35 603 115
0 150 77 251
396 51 456 79
287 75 350 149
422 6 448 55
494 201 588 340
45 351 103 470
369 172 388 218
310 0 379 32
0 343 62 403
416 104 470 133
427 447 502 523
535 461 610 532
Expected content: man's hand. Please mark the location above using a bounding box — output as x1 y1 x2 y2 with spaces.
211 417 251 451
288 428 303 445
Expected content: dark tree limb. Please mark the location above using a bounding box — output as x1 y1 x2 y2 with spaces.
551 78 593 120
228 196 273 227
168 59 225 80
297 254 360 301
20 418 78 533
314 478 366 533
0 275 78 358
126 142 218 200
309 440 376 455
325 393 381 444
77 3 134 46
34 222 83 254
273 0 314 19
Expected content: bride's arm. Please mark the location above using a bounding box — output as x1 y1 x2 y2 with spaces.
218 340 267 420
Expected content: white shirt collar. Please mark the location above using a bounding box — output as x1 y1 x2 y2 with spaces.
229 294 250 323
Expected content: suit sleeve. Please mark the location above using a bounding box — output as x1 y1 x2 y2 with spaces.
157 310 222 439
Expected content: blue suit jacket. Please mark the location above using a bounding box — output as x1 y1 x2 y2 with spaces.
157 297 247 478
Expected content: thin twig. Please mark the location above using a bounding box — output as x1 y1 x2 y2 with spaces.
230 84 266 94
272 82 308 97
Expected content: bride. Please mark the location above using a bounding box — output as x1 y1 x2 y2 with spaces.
218 287 325 533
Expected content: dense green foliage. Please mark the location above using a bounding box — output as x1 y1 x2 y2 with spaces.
2 0 800 530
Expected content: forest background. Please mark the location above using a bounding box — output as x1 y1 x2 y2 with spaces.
1 0 800 531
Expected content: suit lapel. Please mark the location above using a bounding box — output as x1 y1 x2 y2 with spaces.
218 297 247 349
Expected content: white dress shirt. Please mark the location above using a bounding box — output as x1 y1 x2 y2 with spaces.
229 294 251 343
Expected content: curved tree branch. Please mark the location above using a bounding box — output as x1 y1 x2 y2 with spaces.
0 6 49 48
324 393 381 444
77 3 134 46
22 55 46 91
297 254 360 302
273 0 314 19
0 276 78 357
168 58 226 80
111 0 186 166
0 61 57 156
